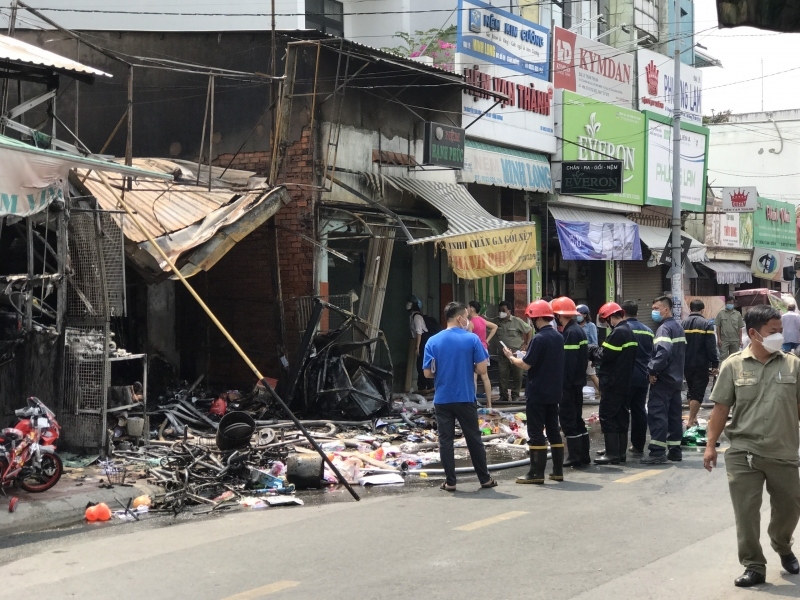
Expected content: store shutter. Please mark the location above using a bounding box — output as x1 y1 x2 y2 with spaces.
620 260 666 330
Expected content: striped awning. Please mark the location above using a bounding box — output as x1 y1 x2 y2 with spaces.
700 261 753 285
363 174 531 245
638 225 708 263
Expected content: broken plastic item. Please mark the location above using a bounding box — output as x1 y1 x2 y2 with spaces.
239 497 268 510
85 502 112 522
8 497 19 513
132 495 152 509
358 473 405 486
265 496 304 507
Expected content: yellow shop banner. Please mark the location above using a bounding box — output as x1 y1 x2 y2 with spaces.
443 225 537 279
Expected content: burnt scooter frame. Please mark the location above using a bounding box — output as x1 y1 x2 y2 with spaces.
290 301 393 419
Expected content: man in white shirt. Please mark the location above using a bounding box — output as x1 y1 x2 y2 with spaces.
781 304 800 352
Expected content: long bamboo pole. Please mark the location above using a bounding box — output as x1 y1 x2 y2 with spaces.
94 171 360 501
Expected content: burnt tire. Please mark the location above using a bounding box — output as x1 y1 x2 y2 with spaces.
19 453 62 493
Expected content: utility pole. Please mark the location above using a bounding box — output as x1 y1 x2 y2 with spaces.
670 0 683 317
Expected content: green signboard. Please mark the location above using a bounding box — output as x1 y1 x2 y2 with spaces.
560 90 645 205
642 111 709 212
754 197 797 250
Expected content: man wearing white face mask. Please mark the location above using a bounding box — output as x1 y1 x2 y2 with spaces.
704 304 800 588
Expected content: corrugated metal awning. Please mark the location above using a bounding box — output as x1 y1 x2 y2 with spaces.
700 261 753 285
73 159 287 280
0 33 111 79
363 174 530 245
638 225 708 263
547 206 637 226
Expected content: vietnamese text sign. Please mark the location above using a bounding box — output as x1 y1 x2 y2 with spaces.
754 197 796 250
557 90 645 205
458 0 554 153
719 212 741 247
553 26 633 108
637 48 703 124
751 247 796 281
643 112 708 211
423 122 465 168
458 0 549 79
554 219 641 260
561 160 623 194
721 186 757 212
460 141 551 192
443 225 537 279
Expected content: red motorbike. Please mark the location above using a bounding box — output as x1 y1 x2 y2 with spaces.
0 397 62 493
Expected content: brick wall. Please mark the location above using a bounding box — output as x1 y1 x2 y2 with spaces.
209 129 316 385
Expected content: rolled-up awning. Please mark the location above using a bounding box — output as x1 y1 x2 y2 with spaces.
548 206 642 260
638 225 708 263
362 174 537 279
699 261 753 285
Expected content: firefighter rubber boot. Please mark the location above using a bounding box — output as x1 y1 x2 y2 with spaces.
563 438 583 468
549 444 564 481
618 433 628 464
516 447 546 484
594 434 620 465
580 434 591 466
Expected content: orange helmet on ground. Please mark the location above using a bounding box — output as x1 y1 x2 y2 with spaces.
598 301 624 320
525 300 554 319
551 296 580 316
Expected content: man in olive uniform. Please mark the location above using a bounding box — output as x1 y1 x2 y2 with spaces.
715 296 744 361
494 300 532 403
704 304 800 587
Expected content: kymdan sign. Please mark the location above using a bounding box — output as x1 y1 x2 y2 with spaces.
443 225 538 279
637 48 703 125
553 27 633 108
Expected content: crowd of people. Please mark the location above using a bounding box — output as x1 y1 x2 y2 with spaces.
412 294 800 588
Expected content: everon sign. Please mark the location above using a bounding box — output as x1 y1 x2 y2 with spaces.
553 26 634 108
555 90 645 205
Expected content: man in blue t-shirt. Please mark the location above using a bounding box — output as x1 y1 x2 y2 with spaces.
424 302 495 491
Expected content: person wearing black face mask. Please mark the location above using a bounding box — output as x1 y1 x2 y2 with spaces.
643 295 686 465
704 304 800 588
588 302 638 465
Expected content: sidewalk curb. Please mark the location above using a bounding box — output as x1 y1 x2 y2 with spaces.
0 482 161 538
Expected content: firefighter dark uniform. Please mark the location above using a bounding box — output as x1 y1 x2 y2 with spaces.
560 318 589 467
626 317 654 453
645 316 686 462
682 312 719 403
590 320 638 464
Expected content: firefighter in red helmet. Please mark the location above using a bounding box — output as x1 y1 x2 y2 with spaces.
503 300 565 483
551 297 590 467
588 302 638 465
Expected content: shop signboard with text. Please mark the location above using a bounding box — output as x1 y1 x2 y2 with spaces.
754 197 797 250
643 111 708 212
457 0 555 153
556 90 645 205
637 48 703 125
459 140 552 192
443 225 538 279
553 26 634 108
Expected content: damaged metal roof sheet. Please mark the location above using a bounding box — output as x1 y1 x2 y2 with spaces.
0 33 111 80
73 158 289 280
